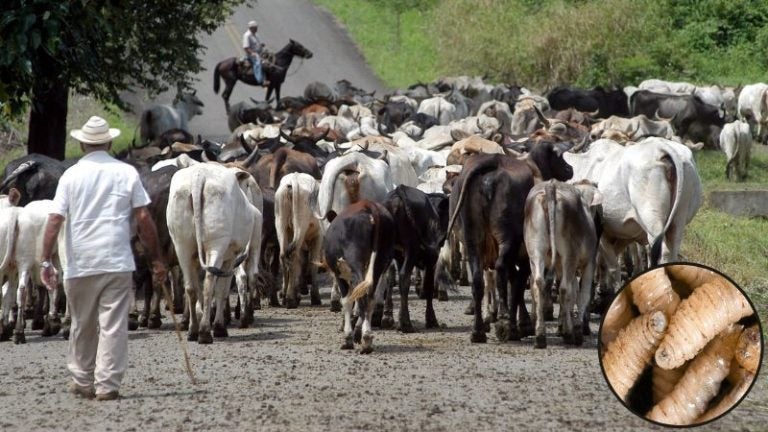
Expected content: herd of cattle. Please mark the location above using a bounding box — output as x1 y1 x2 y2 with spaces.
0 76 764 352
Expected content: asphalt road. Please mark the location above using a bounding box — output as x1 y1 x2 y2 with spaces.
128 0 387 141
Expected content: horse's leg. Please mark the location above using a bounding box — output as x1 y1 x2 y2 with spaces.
223 79 236 113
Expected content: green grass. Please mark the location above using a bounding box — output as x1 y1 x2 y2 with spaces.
312 0 440 87
682 147 768 317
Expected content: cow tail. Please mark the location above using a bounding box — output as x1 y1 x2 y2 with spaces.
269 149 289 189
349 203 382 302
0 209 18 271
191 172 209 270
283 176 303 258
445 156 500 236
213 62 221 94
650 144 685 266
315 160 348 219
545 181 557 269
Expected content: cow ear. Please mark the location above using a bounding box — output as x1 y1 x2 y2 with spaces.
7 188 21 206
450 129 470 142
234 169 252 183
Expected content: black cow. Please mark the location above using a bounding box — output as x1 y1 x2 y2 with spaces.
630 90 725 148
1 154 67 206
381 186 449 332
323 200 396 354
334 79 376 106
377 100 416 132
446 142 573 343
547 86 629 118
131 165 181 329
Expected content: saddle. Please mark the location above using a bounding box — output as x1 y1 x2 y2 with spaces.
238 50 279 75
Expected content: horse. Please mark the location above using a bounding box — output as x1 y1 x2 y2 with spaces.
213 39 313 113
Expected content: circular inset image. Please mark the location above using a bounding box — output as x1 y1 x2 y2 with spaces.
598 263 763 427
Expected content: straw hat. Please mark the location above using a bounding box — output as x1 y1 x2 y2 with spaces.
248 20 258 28
70 116 120 145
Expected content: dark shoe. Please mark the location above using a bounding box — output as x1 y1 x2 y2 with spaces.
68 382 95 399
95 391 119 401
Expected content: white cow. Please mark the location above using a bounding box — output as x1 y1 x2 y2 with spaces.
315 151 394 221
564 138 702 293
720 120 752 181
343 137 419 187
737 83 768 143
524 180 602 349
139 91 204 146
275 173 324 308
0 200 64 343
418 96 457 125
167 163 263 343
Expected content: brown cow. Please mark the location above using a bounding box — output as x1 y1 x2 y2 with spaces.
446 141 573 343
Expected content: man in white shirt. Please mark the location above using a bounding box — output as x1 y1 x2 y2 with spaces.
243 20 268 86
40 116 166 401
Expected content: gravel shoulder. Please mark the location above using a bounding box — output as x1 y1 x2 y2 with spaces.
1 284 765 432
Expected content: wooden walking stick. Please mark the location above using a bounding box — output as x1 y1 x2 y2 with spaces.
154 276 197 385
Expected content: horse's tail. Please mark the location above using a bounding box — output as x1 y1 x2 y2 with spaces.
213 61 222 94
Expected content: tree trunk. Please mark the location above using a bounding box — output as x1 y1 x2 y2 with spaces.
27 81 69 161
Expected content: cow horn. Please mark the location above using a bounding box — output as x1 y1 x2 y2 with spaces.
586 108 599 117
476 117 482 131
279 128 293 143
238 133 254 154
570 135 590 153
378 149 388 162
378 122 392 139
533 105 551 129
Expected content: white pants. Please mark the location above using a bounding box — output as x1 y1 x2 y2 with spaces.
64 272 133 395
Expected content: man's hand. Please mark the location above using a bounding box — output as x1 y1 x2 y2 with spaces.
40 266 58 292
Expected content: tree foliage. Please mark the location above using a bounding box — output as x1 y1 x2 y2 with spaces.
0 0 247 122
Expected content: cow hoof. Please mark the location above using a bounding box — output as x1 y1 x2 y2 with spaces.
330 299 342 313
437 291 449 301
269 296 280 307
415 288 425 299
148 316 162 329
495 320 512 342
128 316 139 331
238 318 249 329
284 297 298 309
425 315 439 329
138 314 148 328
470 331 487 343
464 303 475 316
49 316 62 336
197 331 213 344
180 319 190 331
300 284 309 295
310 295 322 306
13 332 25 344
61 327 70 340
535 335 547 349
398 321 415 334
213 324 228 338
360 335 374 354
590 293 613 316
41 319 53 337
380 314 395 329
574 332 584 346
341 337 354 350
353 327 362 344
519 320 534 338
0 323 7 342
31 318 44 331
187 331 198 342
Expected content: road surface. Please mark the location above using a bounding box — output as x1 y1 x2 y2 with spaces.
127 0 387 141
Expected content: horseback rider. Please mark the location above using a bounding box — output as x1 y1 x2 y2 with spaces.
243 20 269 86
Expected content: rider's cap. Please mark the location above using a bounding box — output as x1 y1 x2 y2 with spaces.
248 20 258 27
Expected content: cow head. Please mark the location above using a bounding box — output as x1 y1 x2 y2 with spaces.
526 141 573 182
